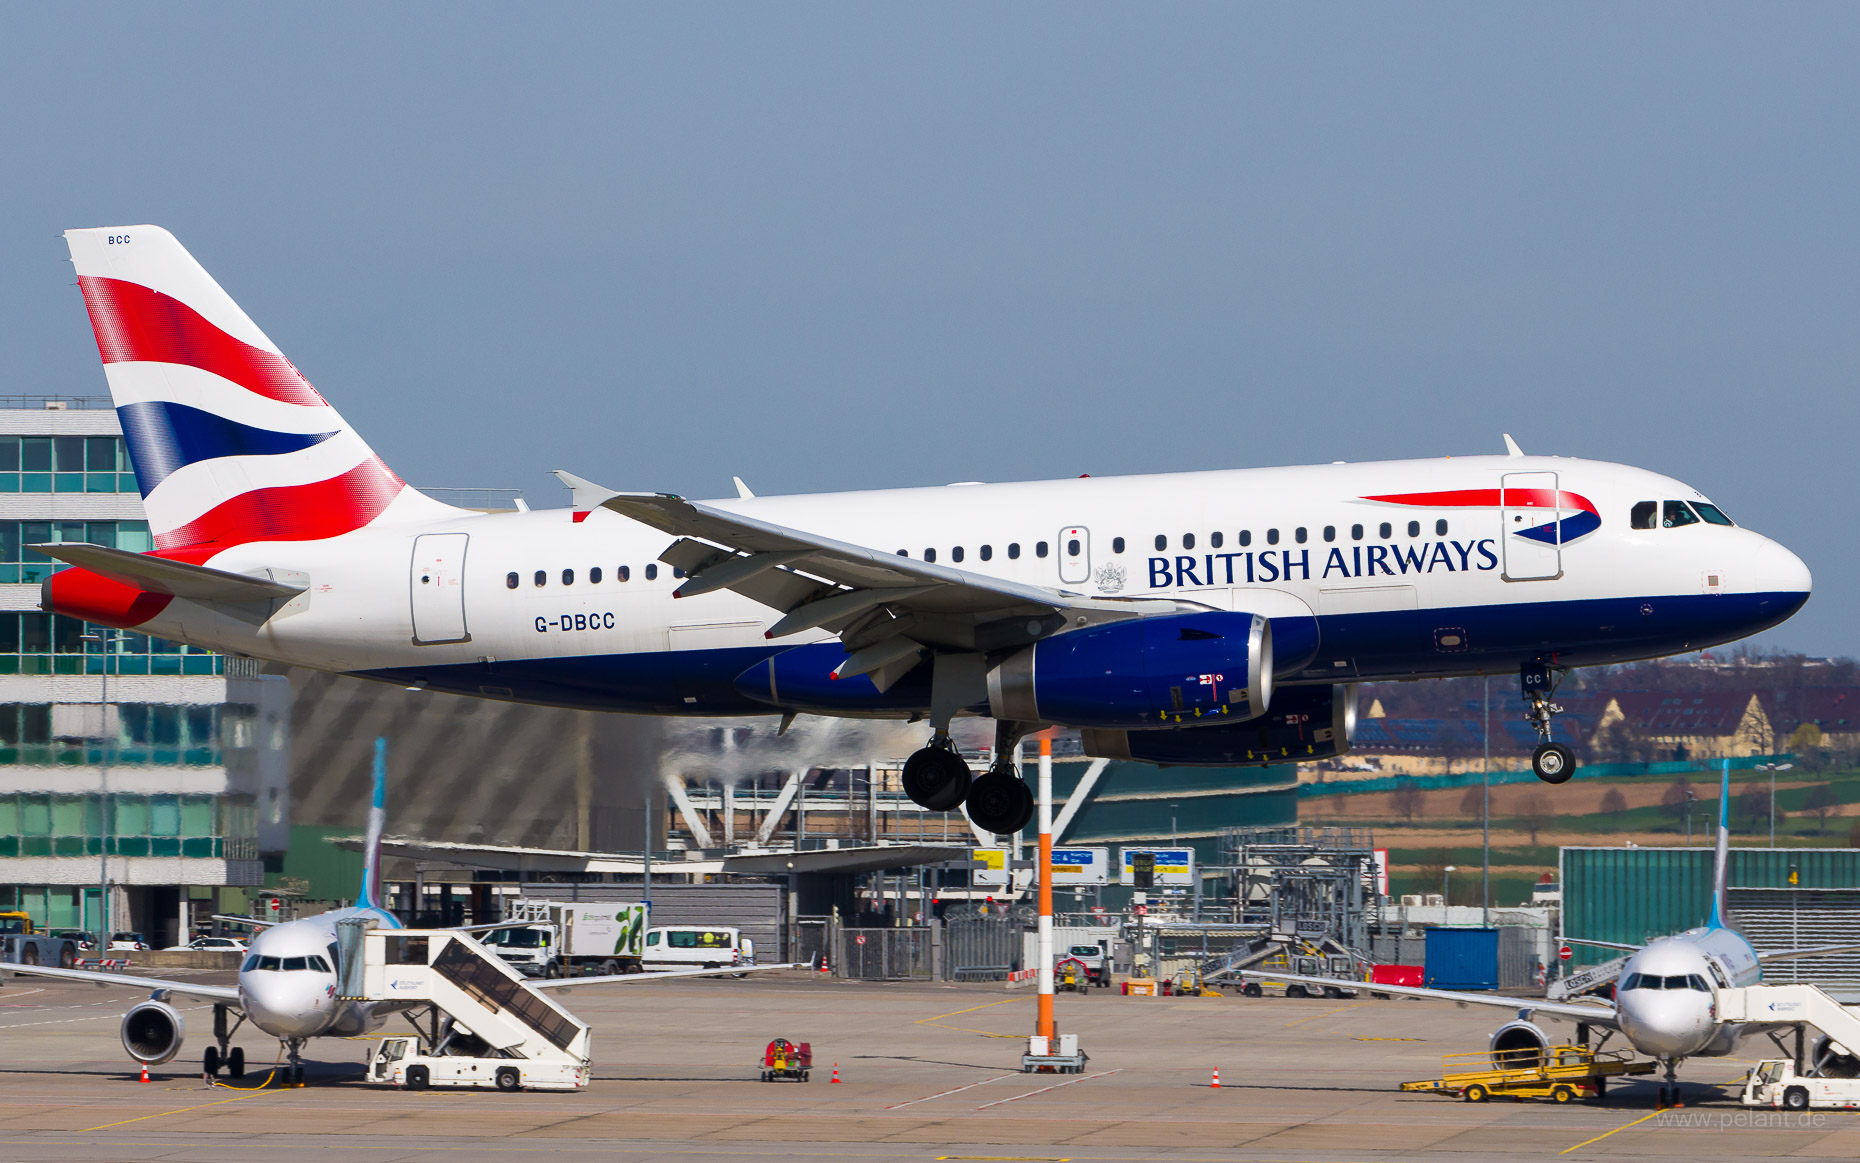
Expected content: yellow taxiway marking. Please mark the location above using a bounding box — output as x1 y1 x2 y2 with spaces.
1353 1035 1423 1042
1559 1108 1663 1155
1285 1001 1367 1028
79 1088 275 1132
915 997 1027 1039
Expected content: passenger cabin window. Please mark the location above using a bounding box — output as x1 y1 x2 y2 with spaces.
1379 522 1392 539
1631 501 1657 529
1238 530 1251 547
1210 532 1223 549
618 565 630 582
980 544 993 561
1154 535 1167 552
1294 527 1307 544
1035 541 1049 558
1111 537 1125 554
924 548 936 563
951 547 964 563
1436 519 1448 535
1407 520 1420 537
1694 503 1735 526
506 572 518 589
1266 528 1279 546
1183 533 1196 550
1008 543 1021 559
590 567 602 583
1323 526 1335 542
1352 524 1364 541
562 569 574 586
1663 501 1701 528
644 564 658 580
533 570 546 587
1066 538 1080 556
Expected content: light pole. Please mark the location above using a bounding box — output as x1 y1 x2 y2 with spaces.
82 629 115 957
1685 789 1697 846
1757 763 1794 847
1443 865 1458 908
1482 676 1490 925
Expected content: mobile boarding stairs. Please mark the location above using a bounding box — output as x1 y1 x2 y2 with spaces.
336 923 591 1073
1717 983 1860 1071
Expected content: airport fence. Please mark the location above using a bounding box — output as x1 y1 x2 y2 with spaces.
945 913 1023 981
837 927 935 981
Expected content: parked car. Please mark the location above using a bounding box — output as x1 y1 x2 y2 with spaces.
108 932 149 951
164 935 247 952
641 926 755 970
49 930 95 951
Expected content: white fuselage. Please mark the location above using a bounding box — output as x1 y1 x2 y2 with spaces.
236 906 400 1042
1613 925 1764 1060
89 454 1810 718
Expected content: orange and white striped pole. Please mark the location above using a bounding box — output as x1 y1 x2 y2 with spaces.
1036 735 1055 1044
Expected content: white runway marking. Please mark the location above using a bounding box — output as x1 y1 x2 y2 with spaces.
885 1072 1019 1109
975 1068 1121 1109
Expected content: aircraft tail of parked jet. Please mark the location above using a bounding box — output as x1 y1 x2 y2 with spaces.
62 226 458 552
1710 758 1732 930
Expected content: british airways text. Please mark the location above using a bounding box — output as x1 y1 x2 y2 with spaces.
1148 539 1499 588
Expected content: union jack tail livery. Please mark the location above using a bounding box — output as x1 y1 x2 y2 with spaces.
64 226 456 551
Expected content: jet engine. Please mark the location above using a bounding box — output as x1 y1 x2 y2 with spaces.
1814 1035 1860 1078
121 999 185 1065
987 611 1271 729
1079 683 1354 766
1489 1019 1551 1069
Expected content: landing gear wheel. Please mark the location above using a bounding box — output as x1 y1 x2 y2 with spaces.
1532 743 1576 784
903 746 970 812
495 1066 521 1091
967 771 1032 835
227 1047 245 1078
204 1046 221 1077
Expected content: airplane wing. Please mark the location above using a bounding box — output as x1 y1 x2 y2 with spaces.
1 962 242 1003
531 962 800 991
30 543 304 603
556 473 1179 689
1239 969 1620 1028
1563 937 1642 953
1758 943 1860 962
212 913 279 929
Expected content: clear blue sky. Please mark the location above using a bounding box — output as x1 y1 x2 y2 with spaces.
3 7 1854 654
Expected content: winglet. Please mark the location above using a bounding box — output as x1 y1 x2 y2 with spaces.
1709 757 1731 929
733 476 755 500
358 738 387 911
552 469 622 511
1503 434 1525 458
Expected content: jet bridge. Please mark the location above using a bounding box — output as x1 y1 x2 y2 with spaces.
336 923 591 1069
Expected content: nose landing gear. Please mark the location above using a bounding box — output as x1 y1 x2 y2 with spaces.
1522 660 1576 785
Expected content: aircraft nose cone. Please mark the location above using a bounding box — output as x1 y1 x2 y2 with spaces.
240 977 325 1039
1763 540 1813 603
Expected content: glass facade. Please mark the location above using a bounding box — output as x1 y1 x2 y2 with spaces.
0 434 139 494
0 613 222 676
0 792 255 860
0 519 152 584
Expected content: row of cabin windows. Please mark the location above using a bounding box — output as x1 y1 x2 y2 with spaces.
505 564 681 589
890 520 1456 567
1629 500 1735 530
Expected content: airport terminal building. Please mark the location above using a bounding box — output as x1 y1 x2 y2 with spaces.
0 397 290 948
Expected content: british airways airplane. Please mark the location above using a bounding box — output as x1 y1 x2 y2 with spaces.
41 226 1810 834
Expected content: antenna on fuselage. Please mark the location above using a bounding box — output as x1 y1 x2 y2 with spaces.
1709 757 1731 929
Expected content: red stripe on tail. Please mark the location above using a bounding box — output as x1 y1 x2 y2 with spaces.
155 457 405 550
76 276 328 408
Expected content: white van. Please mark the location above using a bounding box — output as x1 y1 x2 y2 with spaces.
642 926 755 970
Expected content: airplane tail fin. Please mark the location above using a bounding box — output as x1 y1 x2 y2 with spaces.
358 738 388 912
1709 757 1731 928
61 226 458 553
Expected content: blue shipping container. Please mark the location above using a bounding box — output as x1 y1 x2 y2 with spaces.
1425 928 1498 991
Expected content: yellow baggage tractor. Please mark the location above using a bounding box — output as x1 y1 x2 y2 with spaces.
1402 1044 1653 1103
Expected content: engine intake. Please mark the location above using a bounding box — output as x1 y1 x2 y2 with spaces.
1814 1035 1860 1078
122 999 185 1065
1490 1019 1551 1070
987 611 1270 730
1080 683 1354 766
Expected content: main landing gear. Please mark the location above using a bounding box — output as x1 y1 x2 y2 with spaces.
1522 659 1576 785
203 1004 246 1078
901 734 970 812
901 721 1035 836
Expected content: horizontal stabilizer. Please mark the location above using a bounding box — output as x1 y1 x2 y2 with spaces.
32 543 304 602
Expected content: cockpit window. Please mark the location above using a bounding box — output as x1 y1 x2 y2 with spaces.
242 955 259 972
307 955 332 973
1627 971 1709 991
245 955 282 971
1693 502 1734 527
282 956 309 971
1663 501 1700 528
1630 501 1657 530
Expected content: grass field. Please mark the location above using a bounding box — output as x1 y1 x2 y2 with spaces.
1301 764 1860 906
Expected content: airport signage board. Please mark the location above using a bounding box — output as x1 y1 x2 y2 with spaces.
1118 847 1195 887
1049 847 1110 886
972 848 1009 888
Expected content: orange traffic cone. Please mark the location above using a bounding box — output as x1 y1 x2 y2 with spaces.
139 1062 150 1083
830 1063 841 1083
819 953 830 975
1210 1068 1221 1088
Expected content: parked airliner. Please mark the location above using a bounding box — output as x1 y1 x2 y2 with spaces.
41 226 1810 833
0 742 785 1081
1246 762 1860 1106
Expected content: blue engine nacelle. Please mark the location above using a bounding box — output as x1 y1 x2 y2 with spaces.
733 641 933 714
986 611 1271 730
1080 682 1355 766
